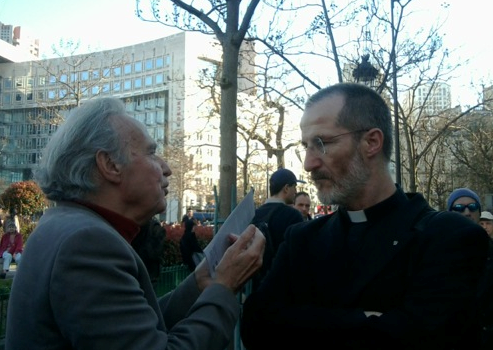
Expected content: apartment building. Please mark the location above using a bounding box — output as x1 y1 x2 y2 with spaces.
0 31 251 222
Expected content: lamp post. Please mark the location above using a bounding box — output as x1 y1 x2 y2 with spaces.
390 0 401 186
265 150 269 199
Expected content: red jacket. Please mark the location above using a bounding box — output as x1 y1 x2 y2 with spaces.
0 233 23 255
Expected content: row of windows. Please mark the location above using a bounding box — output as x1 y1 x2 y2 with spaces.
3 73 168 105
0 169 23 183
4 152 39 166
3 56 171 90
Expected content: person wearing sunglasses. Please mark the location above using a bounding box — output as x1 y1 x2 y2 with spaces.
447 187 482 224
446 190 493 349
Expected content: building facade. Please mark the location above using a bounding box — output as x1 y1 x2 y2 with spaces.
0 32 238 222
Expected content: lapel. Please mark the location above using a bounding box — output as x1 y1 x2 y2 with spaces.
309 212 350 297
309 191 431 304
343 192 431 304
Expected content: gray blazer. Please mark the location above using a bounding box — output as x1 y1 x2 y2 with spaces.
6 202 239 350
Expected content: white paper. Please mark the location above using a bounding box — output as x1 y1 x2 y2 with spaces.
204 189 255 277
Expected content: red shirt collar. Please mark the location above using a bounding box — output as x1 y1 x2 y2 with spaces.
73 200 140 243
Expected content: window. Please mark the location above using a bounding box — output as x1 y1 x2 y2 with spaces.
156 57 164 68
113 67 121 77
156 110 165 124
124 63 132 75
37 91 44 101
60 74 68 83
155 73 164 85
92 86 99 95
134 78 142 89
15 93 22 102
81 71 89 81
146 112 155 125
3 79 12 89
38 77 45 86
26 92 33 101
59 89 67 98
145 58 153 70
103 68 111 78
113 81 121 92
48 90 56 100
92 70 100 80
124 80 132 91
3 94 11 104
70 72 77 82
102 83 110 94
15 78 23 87
145 75 153 87
49 75 57 85
135 61 142 72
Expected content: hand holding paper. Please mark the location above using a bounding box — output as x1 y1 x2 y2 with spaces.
194 190 265 294
203 189 256 276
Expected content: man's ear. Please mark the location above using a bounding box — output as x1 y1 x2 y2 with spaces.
363 128 384 158
95 150 122 183
282 184 290 194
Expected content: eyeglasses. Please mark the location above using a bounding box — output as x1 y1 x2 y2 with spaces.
302 129 369 156
451 203 480 213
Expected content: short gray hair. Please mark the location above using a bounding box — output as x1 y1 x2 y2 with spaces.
306 83 393 161
35 98 130 201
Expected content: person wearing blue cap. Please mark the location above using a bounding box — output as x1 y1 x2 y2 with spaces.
248 168 304 290
447 187 482 223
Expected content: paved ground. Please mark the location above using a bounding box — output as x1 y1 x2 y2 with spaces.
4 264 16 279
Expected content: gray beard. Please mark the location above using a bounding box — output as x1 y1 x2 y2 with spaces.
316 151 370 207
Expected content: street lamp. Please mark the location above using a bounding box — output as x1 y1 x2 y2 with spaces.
390 0 401 186
352 54 379 88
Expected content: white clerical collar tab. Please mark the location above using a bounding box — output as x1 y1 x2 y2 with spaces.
347 210 367 223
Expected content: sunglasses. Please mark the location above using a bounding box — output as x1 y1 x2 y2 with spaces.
451 203 480 213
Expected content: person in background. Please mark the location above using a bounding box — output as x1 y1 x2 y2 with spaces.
294 191 312 221
131 216 166 288
480 211 493 238
181 208 194 228
447 187 481 223
478 209 493 349
0 217 23 279
6 97 265 350
180 216 204 272
249 168 304 290
241 82 489 349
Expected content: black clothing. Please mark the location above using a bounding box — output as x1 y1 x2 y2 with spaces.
131 218 166 287
241 188 489 349
478 240 493 349
249 202 303 290
180 219 203 272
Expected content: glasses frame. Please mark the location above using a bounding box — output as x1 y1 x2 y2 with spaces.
451 203 480 213
303 129 369 156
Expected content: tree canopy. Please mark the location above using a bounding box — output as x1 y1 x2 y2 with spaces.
0 181 48 217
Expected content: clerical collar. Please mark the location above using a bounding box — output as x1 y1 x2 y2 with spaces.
342 186 406 224
347 210 367 223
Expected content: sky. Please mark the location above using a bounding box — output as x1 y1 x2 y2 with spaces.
0 0 491 106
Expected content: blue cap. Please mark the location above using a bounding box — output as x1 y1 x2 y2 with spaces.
447 188 481 211
269 169 305 194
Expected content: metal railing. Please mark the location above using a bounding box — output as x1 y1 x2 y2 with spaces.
154 264 191 297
